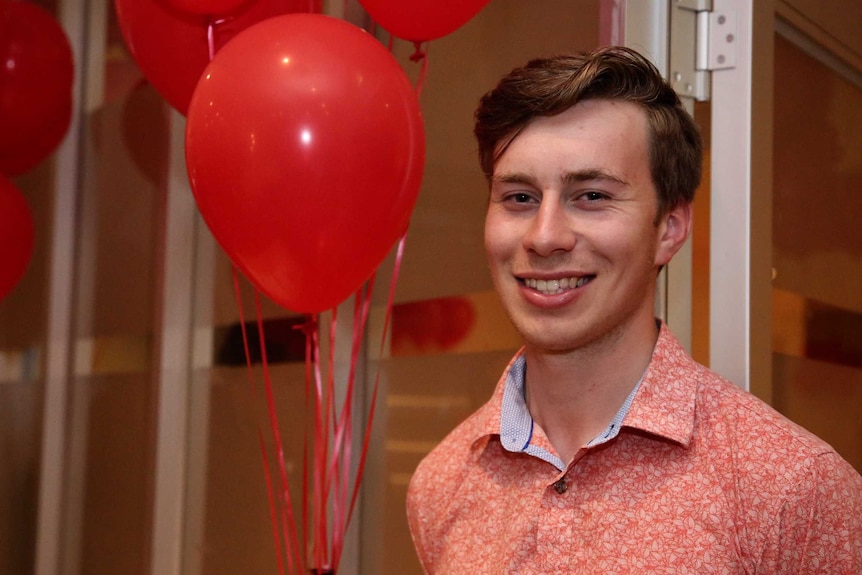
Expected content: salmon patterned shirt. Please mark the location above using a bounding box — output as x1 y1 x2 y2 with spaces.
407 324 862 574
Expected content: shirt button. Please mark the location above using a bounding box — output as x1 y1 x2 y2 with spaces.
553 479 567 494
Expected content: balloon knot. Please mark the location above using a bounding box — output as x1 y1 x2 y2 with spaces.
409 41 427 63
207 16 236 61
294 314 319 336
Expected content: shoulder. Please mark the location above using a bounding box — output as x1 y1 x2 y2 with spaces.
668 359 862 567
694 367 837 463
408 351 523 509
645 327 859 506
692 365 862 533
408 405 491 508
764 449 862 569
406 406 495 571
407 350 523 561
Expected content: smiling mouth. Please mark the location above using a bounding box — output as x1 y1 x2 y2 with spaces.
521 275 594 295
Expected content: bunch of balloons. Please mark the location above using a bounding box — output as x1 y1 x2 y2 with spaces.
0 1 74 302
1 0 492 306
112 0 488 314
112 3 488 574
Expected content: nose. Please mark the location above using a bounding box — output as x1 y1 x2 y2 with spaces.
523 199 576 256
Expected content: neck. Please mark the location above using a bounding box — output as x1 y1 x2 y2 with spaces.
523 319 659 464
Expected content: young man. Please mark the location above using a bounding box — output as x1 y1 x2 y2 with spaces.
406 46 862 573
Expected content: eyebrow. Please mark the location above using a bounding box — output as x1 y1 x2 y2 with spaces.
491 171 537 186
492 168 629 187
563 168 628 187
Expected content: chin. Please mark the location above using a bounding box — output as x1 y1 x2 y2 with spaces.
518 325 588 353
521 319 628 356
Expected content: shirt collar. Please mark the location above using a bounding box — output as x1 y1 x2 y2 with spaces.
470 322 697 450
498 355 532 453
622 322 697 446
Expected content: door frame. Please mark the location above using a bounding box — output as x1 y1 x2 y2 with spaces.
606 0 774 393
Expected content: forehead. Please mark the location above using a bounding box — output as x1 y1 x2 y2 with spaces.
493 99 651 180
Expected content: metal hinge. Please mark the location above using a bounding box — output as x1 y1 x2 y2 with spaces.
670 0 737 102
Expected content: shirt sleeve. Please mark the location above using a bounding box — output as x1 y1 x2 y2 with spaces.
771 452 862 574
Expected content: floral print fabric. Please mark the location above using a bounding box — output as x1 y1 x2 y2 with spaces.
407 324 862 574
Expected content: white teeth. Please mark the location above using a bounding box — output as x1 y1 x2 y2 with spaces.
525 276 591 294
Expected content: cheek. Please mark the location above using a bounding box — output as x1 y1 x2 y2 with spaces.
600 224 660 267
484 240 509 278
483 214 512 260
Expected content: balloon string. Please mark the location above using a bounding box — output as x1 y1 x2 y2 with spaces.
206 17 231 62
303 316 319 571
207 20 216 62
344 229 410 542
310 319 328 570
231 269 302 573
327 310 340 569
258 430 288 575
318 309 339 570
328 303 347 569
254 290 302 574
231 267 257 397
330 280 375 571
298 315 317 575
232 270 287 574
328 306 346 572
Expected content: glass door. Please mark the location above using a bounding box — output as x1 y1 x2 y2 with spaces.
770 21 862 473
708 0 862 474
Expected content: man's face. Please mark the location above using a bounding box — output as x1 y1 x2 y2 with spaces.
484 99 689 354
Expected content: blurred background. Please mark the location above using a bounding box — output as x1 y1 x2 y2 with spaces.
1 0 860 573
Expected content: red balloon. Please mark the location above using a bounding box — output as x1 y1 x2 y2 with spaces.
0 0 7 45
0 174 35 302
158 0 251 16
0 1 74 159
185 14 425 313
358 0 491 42
114 0 319 115
0 96 71 176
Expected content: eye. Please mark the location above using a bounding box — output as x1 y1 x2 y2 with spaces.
489 181 540 210
492 190 540 212
510 192 535 203
580 191 607 202
496 190 539 207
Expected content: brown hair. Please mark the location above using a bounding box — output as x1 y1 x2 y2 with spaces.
474 46 702 216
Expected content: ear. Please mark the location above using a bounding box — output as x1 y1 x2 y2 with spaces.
654 202 693 267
